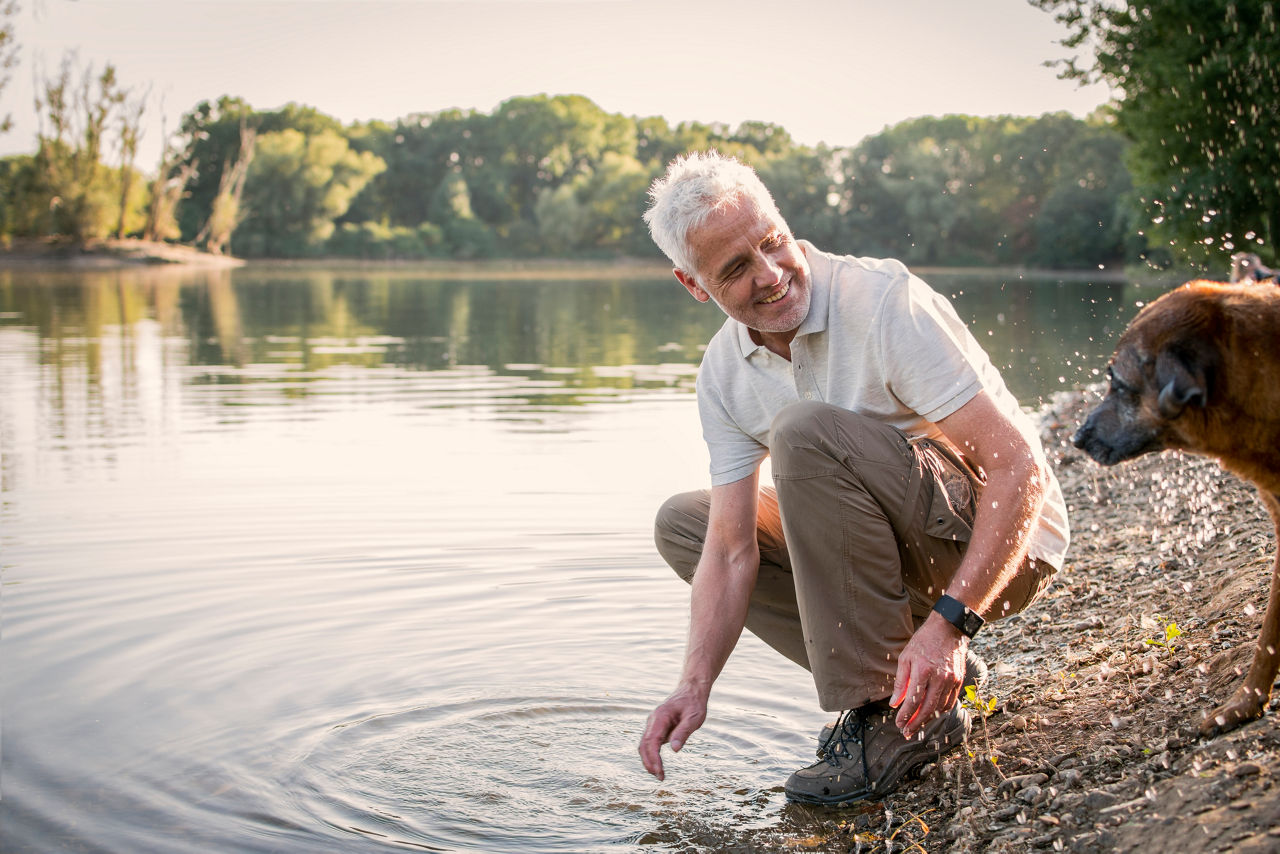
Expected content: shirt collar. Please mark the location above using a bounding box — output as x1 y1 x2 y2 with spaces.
734 239 830 358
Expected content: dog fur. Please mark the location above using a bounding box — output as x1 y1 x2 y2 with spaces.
1073 280 1280 736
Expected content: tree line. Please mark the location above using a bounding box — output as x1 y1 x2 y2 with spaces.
0 88 1145 269
1 0 1274 271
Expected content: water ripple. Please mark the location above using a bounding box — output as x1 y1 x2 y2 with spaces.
280 691 803 852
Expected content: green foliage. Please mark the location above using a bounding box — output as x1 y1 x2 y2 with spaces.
325 221 444 260
1033 0 1280 266
0 154 43 236
836 113 1137 267
235 128 386 257
30 57 142 241
12 80 1156 267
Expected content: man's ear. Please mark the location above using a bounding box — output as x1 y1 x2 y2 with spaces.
673 268 710 303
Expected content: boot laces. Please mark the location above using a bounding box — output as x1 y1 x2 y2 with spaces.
818 705 877 776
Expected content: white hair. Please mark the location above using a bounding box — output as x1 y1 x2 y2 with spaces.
642 151 787 277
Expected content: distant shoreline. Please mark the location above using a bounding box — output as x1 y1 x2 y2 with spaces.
0 238 1163 284
0 238 244 270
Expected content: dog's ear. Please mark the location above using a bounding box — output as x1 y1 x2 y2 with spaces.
1155 345 1208 419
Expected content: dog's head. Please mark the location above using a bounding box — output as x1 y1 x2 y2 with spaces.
1072 284 1222 466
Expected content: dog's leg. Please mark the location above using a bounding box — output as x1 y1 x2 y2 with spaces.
1201 491 1280 736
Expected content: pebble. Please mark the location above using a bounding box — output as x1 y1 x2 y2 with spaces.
1018 784 1043 804
1084 791 1120 809
1057 769 1083 789
1231 761 1265 777
998 772 1050 794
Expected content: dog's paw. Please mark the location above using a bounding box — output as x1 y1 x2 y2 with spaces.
1199 691 1267 737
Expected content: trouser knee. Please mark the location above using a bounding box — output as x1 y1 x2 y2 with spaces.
653 490 709 582
768 401 839 452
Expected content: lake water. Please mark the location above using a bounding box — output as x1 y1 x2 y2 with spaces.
0 264 1170 852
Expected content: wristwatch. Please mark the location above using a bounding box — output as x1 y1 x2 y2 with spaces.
933 594 985 638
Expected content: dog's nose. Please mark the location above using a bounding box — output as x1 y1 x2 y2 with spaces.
1070 423 1090 449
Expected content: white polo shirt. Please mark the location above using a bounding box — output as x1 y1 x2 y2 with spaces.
696 242 1070 570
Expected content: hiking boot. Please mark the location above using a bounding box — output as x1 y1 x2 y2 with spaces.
786 699 970 806
815 649 987 755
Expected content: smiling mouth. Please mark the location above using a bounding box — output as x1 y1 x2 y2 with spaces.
759 281 790 305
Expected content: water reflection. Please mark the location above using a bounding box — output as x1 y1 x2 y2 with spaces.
1 265 1161 435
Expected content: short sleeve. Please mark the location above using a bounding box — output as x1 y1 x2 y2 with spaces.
697 364 768 486
877 274 987 423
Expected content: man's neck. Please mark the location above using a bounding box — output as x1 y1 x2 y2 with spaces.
749 327 796 361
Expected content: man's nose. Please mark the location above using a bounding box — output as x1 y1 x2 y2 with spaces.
754 253 782 286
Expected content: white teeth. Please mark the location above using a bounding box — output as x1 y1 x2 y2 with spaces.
761 282 789 304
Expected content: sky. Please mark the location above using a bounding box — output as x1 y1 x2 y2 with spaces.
2 0 1112 166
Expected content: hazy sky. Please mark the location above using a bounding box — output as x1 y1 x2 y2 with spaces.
3 0 1111 164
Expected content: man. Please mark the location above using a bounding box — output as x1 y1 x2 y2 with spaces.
636 152 1069 805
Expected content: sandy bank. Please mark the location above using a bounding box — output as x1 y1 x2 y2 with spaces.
0 238 244 270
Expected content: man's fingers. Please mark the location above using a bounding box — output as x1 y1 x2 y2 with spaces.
668 711 704 753
890 659 913 709
901 681 944 738
638 712 673 780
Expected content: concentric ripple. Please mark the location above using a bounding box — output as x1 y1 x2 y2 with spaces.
283 691 807 852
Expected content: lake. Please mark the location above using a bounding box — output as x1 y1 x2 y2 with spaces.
0 263 1171 852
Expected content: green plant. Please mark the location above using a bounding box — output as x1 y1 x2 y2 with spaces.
1143 618 1183 652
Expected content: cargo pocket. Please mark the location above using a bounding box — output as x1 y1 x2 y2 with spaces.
920 442 978 544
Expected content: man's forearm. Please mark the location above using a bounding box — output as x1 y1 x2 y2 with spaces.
676 546 758 696
946 458 1045 614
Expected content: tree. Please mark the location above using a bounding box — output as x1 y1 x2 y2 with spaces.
114 88 147 237
0 1 17 134
32 56 135 241
142 116 196 242
173 96 258 242
196 120 256 255
235 128 385 257
1033 0 1280 266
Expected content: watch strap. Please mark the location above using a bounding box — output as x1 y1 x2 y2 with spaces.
932 593 985 638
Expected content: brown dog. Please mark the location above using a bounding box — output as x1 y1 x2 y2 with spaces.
1073 280 1280 736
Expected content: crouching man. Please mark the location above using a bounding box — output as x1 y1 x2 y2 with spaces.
636 152 1069 805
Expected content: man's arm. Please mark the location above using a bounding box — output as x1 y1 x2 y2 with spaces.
638 469 761 781
892 390 1046 738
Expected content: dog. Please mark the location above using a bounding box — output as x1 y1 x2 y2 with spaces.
1230 252 1277 285
1072 279 1280 736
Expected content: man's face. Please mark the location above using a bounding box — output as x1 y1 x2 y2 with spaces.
675 200 811 338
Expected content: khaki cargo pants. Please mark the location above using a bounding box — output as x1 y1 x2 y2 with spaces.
655 401 1054 712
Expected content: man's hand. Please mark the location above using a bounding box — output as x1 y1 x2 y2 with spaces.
890 613 967 740
638 683 709 781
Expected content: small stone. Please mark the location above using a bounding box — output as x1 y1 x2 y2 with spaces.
1057 769 1083 789
1232 761 1265 777
1229 799 1251 811
998 772 1050 794
1084 791 1120 810
1018 784 1043 803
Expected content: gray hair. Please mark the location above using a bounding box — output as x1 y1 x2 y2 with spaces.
643 151 787 277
